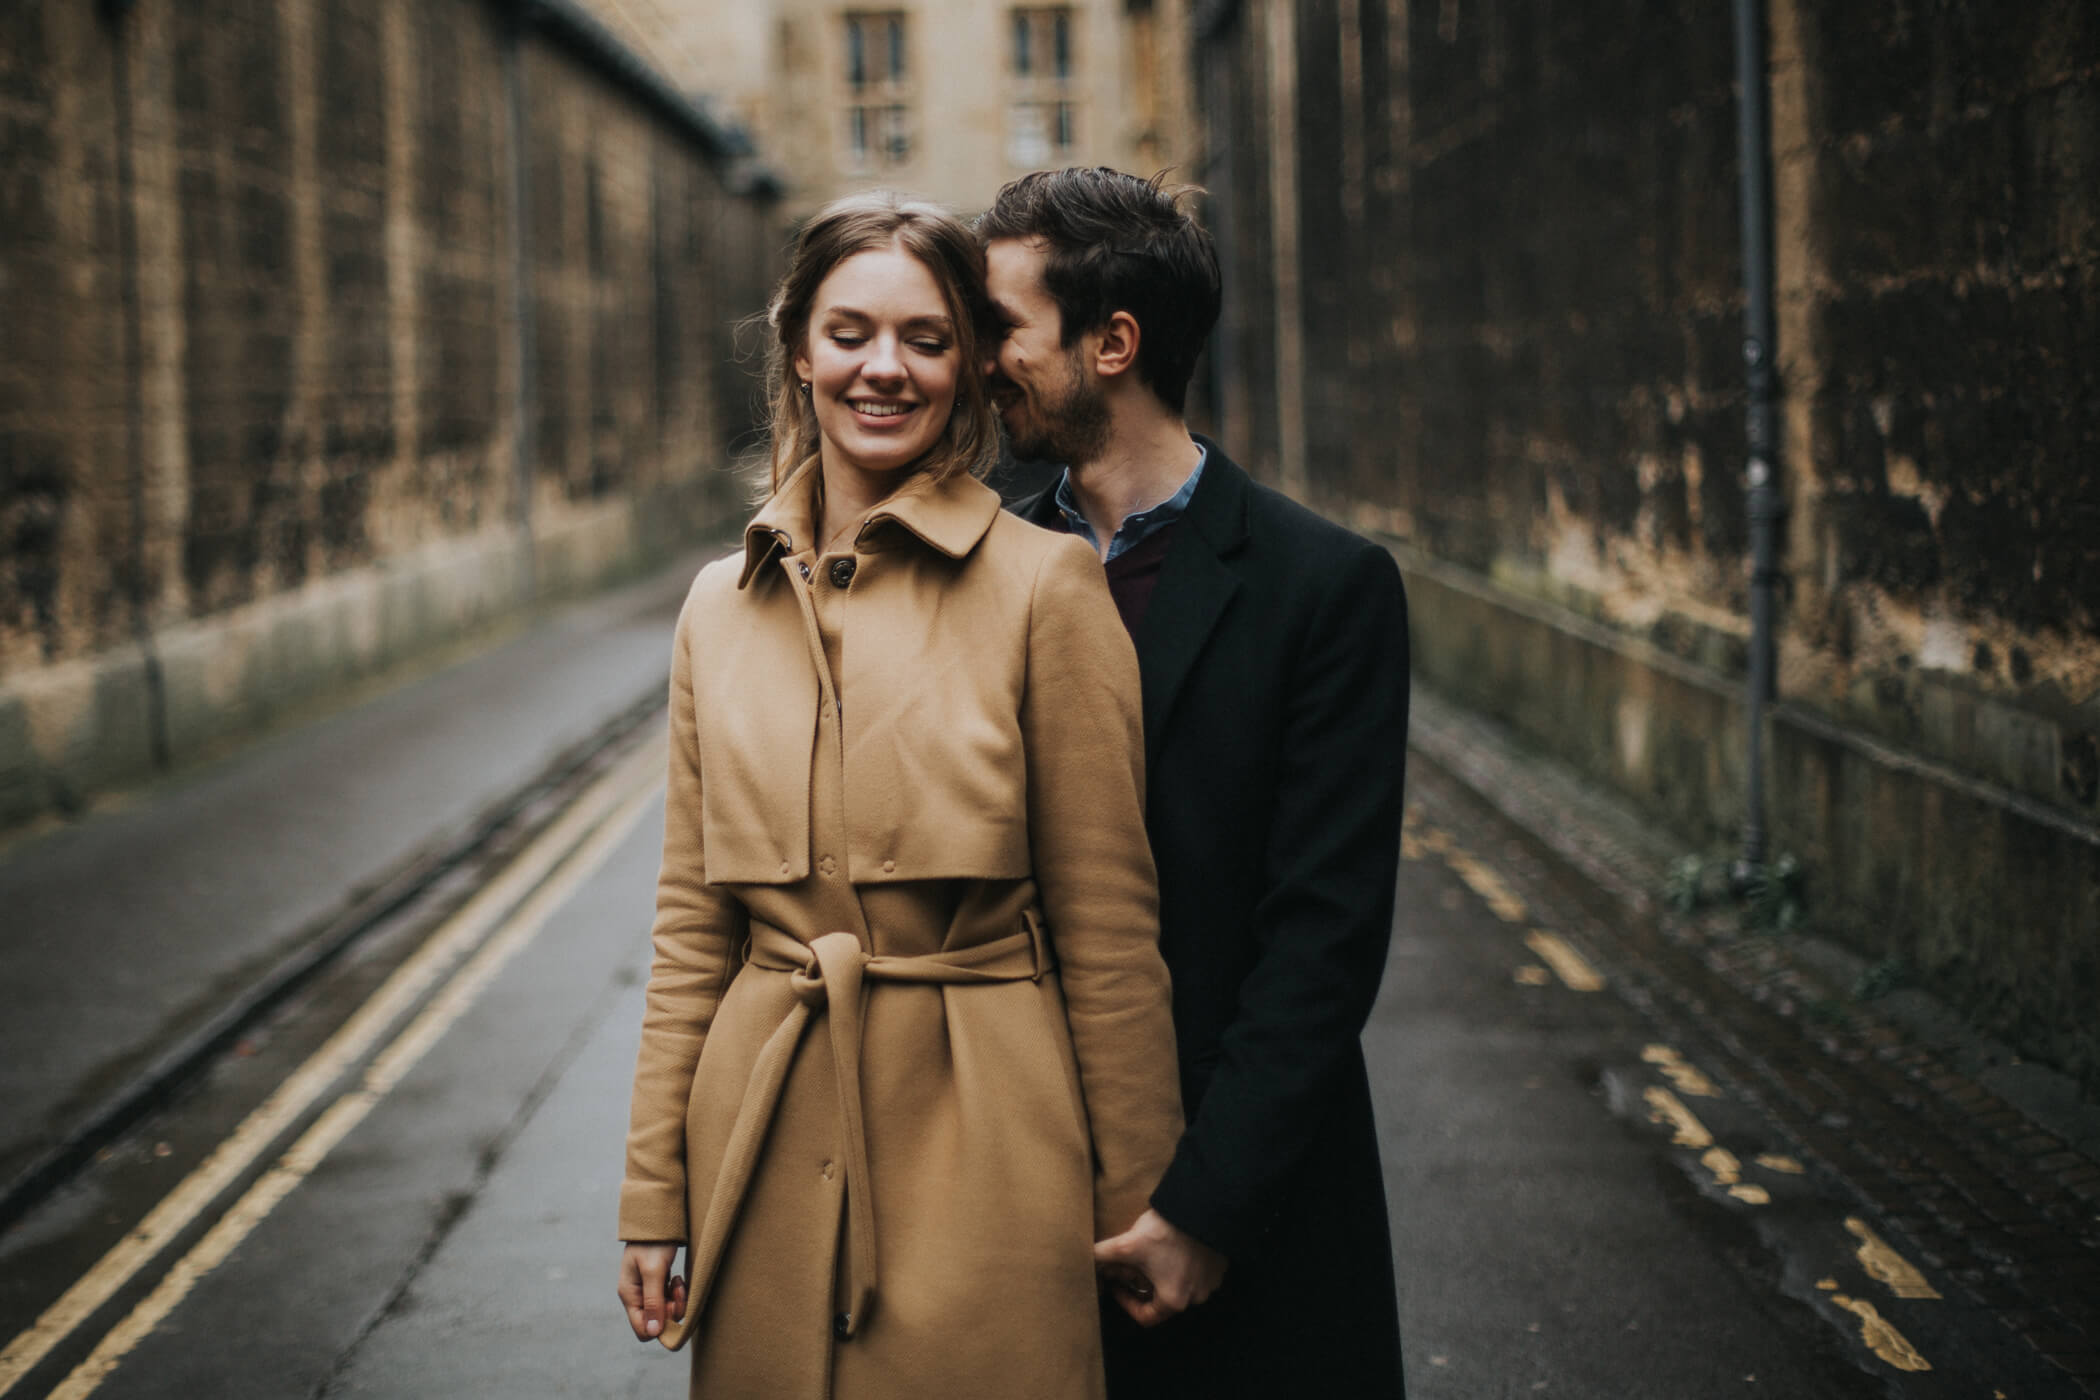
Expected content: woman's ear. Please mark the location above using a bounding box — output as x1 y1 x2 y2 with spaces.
1092 310 1142 381
792 347 813 389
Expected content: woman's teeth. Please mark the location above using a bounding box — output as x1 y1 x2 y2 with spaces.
851 401 911 417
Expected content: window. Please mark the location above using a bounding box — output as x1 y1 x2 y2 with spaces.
1007 7 1078 166
842 11 913 171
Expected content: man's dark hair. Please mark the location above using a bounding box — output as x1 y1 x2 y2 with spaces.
977 168 1222 416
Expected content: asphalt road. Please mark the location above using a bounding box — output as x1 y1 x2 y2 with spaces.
2 744 2031 1397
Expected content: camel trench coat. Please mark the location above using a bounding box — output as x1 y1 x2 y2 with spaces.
619 460 1183 1400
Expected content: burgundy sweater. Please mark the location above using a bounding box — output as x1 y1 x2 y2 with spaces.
1098 519 1178 640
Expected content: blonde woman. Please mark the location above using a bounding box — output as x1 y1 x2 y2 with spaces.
614 192 1181 1399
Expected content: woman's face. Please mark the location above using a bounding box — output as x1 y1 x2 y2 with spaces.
794 242 962 483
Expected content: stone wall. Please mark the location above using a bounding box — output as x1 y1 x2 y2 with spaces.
1193 0 2100 1079
0 0 779 825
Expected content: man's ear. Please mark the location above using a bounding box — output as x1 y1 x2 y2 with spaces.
1090 310 1142 381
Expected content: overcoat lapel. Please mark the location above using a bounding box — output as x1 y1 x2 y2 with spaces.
1133 444 1247 770
1011 440 1251 771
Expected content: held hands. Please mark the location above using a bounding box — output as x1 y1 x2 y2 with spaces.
618 1242 688 1342
1093 1209 1229 1328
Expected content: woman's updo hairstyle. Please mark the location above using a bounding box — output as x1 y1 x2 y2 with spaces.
763 191 1002 494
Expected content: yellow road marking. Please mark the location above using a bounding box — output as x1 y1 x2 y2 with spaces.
1845 1217 1941 1300
1697 1146 1770 1203
1640 1044 1716 1096
1815 1278 1838 1291
0 739 664 1398
1526 931 1604 991
1641 1044 1716 1095
1643 1087 1713 1149
1415 826 1454 855
49 770 661 1400
1400 830 1426 861
1445 852 1529 922
1755 1153 1805 1174
1513 965 1551 985
1829 1294 1931 1372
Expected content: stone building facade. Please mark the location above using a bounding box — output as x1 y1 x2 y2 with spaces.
577 0 1197 217
0 0 780 826
1194 0 2100 1081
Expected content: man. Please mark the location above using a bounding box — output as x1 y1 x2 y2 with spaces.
979 168 1410 1397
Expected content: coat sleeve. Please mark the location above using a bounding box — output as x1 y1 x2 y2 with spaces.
1148 539 1410 1259
1022 535 1185 1240
618 578 750 1242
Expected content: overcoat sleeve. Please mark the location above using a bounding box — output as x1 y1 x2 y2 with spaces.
617 577 750 1243
1023 536 1185 1240
1149 540 1410 1259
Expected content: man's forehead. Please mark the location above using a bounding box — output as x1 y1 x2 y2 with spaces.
985 236 1050 291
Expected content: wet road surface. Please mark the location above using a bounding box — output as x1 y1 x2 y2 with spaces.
0 723 2078 1397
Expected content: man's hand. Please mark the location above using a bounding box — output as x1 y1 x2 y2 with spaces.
617 1242 688 1341
1094 1209 1229 1327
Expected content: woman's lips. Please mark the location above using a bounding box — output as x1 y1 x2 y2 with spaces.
849 399 917 427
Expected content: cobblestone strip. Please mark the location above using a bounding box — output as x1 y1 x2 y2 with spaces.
1407 687 2100 1393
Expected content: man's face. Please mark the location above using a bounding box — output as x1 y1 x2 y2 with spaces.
984 237 1110 466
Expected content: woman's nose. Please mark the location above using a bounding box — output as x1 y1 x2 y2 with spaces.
863 336 905 382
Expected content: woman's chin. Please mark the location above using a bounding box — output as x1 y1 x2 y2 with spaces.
831 442 938 479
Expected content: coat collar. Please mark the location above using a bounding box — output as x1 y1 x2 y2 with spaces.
1012 435 1254 767
741 457 1004 588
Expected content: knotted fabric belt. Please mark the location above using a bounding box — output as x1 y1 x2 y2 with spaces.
658 917 1052 1351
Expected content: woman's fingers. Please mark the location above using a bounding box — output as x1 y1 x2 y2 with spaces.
640 1263 666 1337
618 1244 680 1341
670 1268 689 1322
617 1252 650 1340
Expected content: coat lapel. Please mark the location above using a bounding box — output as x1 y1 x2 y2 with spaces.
1134 440 1249 769
1007 443 1252 767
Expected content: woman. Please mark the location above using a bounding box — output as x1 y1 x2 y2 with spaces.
615 192 1182 1399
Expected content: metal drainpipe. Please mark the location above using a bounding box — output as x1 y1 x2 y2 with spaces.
503 5 538 601
104 0 170 773
1732 0 1781 880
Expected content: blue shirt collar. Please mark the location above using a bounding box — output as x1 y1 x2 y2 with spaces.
1053 443 1208 562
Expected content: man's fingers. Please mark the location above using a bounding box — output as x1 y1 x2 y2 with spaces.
1092 1231 1142 1266
1110 1285 1170 1328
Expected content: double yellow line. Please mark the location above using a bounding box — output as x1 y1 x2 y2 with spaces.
0 737 665 1399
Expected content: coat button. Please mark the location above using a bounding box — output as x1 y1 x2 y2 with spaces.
828 556 857 588
819 855 836 877
834 1313 853 1340
779 861 791 876
881 859 895 874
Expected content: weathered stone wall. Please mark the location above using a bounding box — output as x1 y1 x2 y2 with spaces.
0 0 778 825
1194 0 2100 1078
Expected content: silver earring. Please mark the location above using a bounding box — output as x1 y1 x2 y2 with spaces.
799 381 812 396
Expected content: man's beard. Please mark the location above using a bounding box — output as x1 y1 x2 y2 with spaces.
1005 349 1111 467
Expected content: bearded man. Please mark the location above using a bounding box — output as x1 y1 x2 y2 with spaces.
979 168 1411 1398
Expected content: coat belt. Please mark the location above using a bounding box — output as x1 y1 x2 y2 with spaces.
658 917 1053 1352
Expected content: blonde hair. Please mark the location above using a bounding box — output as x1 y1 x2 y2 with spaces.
762 191 1002 494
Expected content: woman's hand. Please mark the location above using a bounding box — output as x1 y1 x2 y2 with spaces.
617 1242 688 1341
